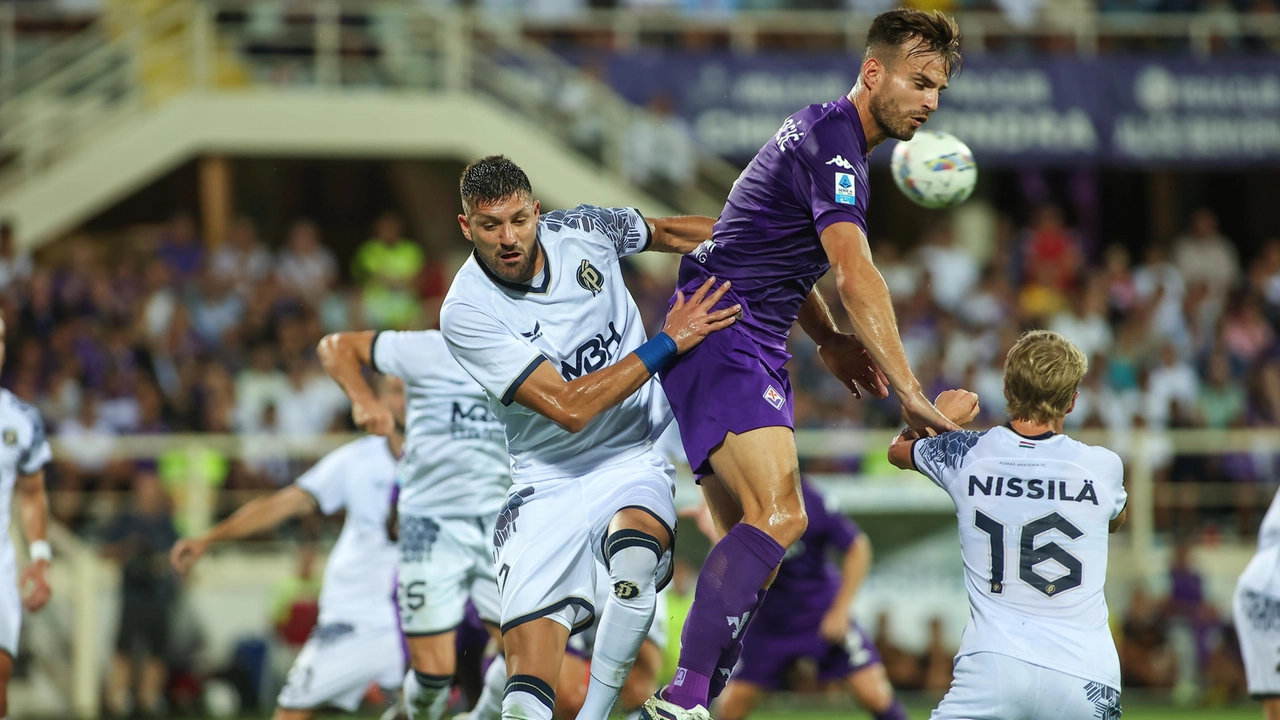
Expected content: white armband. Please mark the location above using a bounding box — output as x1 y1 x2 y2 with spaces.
29 540 51 563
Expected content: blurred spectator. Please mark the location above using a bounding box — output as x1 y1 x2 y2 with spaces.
0 222 32 292
874 612 921 691
1134 244 1189 350
918 224 979 312
921 616 955 692
276 219 337 306
211 216 274 298
352 212 423 330
156 213 204 284
1146 342 1200 428
1021 205 1083 293
625 94 696 210
1121 586 1178 688
874 240 923 302
1198 350 1247 429
1049 280 1113 360
103 472 180 719
1219 292 1274 368
1174 208 1240 299
189 270 247 348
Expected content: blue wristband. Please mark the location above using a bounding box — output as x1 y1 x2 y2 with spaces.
634 332 679 375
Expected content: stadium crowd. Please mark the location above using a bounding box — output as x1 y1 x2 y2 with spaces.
0 202 1277 536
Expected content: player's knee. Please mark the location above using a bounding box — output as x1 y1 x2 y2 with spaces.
604 529 662 594
765 505 808 548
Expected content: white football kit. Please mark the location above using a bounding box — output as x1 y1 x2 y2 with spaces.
1234 488 1280 697
441 204 677 635
0 390 51 658
912 426 1126 720
370 330 510 635
277 435 404 712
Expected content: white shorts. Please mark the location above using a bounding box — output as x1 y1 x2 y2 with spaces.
399 514 501 636
277 622 405 711
0 576 19 658
1235 548 1280 698
931 652 1121 720
494 451 677 636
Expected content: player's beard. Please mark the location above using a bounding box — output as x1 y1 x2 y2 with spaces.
869 90 922 142
486 239 541 284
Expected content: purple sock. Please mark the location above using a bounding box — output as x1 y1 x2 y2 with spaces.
874 699 909 720
662 524 785 710
707 588 768 702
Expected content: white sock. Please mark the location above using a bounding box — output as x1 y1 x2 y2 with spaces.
624 710 642 720
576 533 661 720
503 674 555 720
472 655 507 720
404 669 453 720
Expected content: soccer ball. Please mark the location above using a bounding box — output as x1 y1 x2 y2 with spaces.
890 130 977 210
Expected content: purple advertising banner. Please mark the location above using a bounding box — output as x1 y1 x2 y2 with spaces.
592 51 1280 167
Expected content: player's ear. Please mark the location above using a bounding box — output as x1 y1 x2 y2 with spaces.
457 213 473 242
1067 391 1079 415
532 199 540 219
860 57 881 91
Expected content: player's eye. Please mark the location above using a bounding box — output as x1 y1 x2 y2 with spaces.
483 224 496 231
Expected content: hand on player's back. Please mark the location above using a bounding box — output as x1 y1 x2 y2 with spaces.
662 276 741 354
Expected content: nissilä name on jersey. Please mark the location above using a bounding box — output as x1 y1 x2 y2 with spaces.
968 475 1101 506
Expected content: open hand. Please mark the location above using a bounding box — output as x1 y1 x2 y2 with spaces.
819 605 851 644
662 277 741 354
20 561 50 612
817 334 889 400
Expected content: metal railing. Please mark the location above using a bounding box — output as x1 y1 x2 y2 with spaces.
0 1 741 216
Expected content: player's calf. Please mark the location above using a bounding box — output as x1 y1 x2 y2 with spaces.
847 665 906 720
577 514 668 720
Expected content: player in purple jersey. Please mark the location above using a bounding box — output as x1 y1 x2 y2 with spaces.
645 10 963 720
717 478 905 720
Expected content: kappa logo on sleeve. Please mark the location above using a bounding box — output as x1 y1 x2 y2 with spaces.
834 172 857 206
826 155 856 170
763 385 786 410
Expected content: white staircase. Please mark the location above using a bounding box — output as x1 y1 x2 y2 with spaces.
0 1 741 249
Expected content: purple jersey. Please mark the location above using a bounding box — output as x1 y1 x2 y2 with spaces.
679 95 870 346
753 478 860 635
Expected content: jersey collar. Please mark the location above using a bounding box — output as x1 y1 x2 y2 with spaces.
1004 423 1055 441
473 237 550 294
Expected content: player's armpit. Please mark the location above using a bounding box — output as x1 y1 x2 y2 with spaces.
511 354 653 434
1109 505 1128 533
647 215 717 254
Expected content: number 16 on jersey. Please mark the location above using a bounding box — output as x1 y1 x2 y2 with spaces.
974 509 1084 598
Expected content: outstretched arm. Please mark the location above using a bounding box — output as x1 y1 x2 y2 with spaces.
16 470 51 611
646 215 717 254
822 222 957 433
170 486 317 574
318 331 394 436
513 277 739 432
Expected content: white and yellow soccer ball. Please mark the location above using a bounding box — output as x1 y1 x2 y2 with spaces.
890 130 977 210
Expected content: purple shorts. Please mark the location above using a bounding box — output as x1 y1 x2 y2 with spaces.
734 622 881 690
660 284 794 477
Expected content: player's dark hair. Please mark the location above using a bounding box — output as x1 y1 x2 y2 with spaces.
459 155 533 216
863 8 962 78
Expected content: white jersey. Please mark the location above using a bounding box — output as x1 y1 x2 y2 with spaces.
441 205 672 480
0 390 51 570
1257 490 1280 553
912 426 1127 689
296 435 399 629
371 330 510 517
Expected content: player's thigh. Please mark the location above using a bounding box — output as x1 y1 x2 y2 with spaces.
495 481 596 639
716 680 765 720
278 624 402 713
706 427 805 542
399 515 470 638
406 632 457 675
